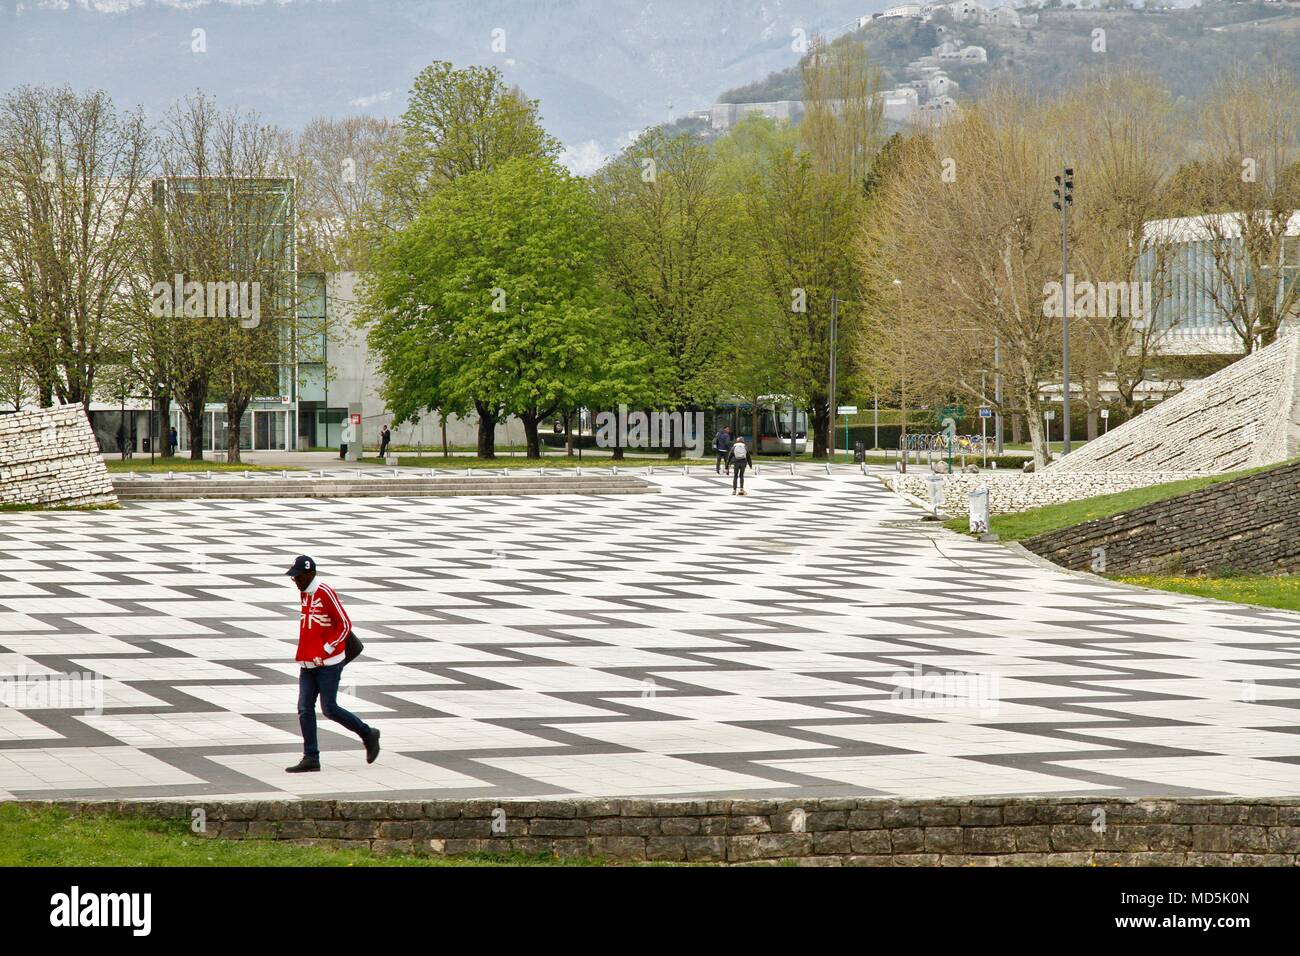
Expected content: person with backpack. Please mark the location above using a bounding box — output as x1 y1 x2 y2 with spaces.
283 554 380 773
713 425 733 474
727 434 751 495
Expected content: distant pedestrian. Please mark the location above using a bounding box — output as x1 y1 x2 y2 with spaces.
168 426 178 457
714 425 733 475
379 424 391 458
339 414 349 460
283 555 380 773
728 434 750 495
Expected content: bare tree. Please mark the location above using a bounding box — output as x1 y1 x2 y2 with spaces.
1185 64 1300 354
153 94 295 462
282 115 395 272
0 86 152 409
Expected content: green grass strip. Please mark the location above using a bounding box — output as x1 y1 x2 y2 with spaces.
0 804 615 867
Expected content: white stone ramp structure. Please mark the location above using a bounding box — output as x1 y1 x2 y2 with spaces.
0 406 117 507
1050 332 1300 474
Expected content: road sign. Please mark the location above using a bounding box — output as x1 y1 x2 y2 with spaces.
1044 410 1055 420
837 406 858 415
935 404 965 426
979 407 992 418
350 413 362 425
1100 408 1109 419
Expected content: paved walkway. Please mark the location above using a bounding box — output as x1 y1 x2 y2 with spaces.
0 473 1297 800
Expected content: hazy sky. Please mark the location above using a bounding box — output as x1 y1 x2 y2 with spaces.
0 0 882 172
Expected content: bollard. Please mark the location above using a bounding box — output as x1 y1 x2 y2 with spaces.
683 464 689 476
167 471 174 481
824 462 831 476
789 461 795 476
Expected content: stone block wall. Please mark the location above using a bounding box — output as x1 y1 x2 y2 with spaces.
888 471 1214 516
1022 459 1300 576
0 406 117 507
30 798 1300 865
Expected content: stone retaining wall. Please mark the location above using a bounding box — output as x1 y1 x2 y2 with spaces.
0 406 117 507
27 798 1300 866
1023 459 1300 576
889 471 1214 516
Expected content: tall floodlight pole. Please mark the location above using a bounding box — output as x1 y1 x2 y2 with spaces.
829 292 838 461
1053 167 1074 455
993 333 1004 455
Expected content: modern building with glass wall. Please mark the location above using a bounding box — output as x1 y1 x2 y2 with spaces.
1140 211 1300 355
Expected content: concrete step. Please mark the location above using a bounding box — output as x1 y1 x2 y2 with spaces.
111 475 658 500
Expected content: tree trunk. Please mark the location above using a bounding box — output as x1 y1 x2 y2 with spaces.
811 396 830 459
226 399 248 464
474 400 496 458
1010 413 1022 445
520 411 542 459
667 406 683 461
1085 372 1099 441
159 396 173 458
440 412 448 457
565 410 574 456
183 384 207 460
1022 392 1048 468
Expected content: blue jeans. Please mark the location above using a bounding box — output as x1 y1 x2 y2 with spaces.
298 662 371 758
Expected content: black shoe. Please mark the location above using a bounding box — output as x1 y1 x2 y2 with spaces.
364 728 381 764
286 756 320 773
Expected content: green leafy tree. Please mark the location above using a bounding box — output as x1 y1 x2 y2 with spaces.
375 62 559 229
591 129 745 457
363 156 638 459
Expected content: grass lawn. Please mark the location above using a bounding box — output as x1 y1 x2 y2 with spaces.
1116 575 1300 614
944 466 1277 542
0 803 621 867
104 460 300 473
366 455 710 469
1004 441 1091 452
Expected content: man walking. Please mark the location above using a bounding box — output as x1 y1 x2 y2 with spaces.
284 555 380 773
168 426 178 457
728 434 751 495
713 425 732 475
379 423 391 458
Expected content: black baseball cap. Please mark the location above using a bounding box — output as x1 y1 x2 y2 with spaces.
285 555 316 576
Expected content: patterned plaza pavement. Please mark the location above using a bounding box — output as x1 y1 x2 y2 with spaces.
1 472 1298 801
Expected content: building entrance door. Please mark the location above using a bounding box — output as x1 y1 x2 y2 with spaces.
253 410 287 450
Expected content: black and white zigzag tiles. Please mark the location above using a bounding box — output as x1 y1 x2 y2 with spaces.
0 473 1298 800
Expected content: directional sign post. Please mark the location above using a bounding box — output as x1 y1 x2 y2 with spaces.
1101 407 1109 435
838 406 857 462
979 407 992 468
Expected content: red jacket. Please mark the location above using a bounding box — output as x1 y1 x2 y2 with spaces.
296 579 351 664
